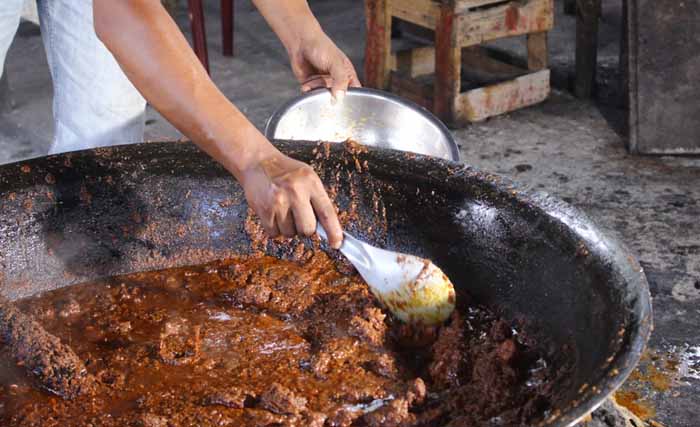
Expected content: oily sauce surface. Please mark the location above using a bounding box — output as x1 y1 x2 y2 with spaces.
0 252 567 426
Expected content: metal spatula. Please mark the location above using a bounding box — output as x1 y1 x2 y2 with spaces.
316 224 456 325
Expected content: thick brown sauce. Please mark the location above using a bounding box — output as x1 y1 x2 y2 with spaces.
0 252 566 426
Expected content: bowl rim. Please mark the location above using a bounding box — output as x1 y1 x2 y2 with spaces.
264 87 461 162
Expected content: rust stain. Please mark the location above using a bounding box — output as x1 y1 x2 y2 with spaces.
614 390 656 420
505 5 519 31
535 14 548 29
628 351 675 392
646 363 672 391
665 358 680 371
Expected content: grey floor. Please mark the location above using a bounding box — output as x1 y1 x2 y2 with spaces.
0 1 699 426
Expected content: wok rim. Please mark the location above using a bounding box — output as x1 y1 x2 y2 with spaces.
0 141 651 426
513 179 653 427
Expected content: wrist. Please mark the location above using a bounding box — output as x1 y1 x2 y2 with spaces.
216 127 278 184
283 19 323 56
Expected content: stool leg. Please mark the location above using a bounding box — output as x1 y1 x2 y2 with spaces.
575 0 601 98
434 4 461 125
527 32 548 71
188 0 210 73
564 0 576 15
222 0 234 57
364 0 392 89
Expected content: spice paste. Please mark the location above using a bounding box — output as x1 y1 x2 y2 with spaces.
0 251 568 426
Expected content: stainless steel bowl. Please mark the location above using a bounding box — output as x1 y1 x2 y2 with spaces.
265 88 460 161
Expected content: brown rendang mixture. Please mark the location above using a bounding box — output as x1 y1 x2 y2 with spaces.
0 251 567 426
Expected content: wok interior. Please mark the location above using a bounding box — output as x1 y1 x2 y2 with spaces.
0 141 650 426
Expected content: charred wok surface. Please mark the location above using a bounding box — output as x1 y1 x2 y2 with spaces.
0 252 570 426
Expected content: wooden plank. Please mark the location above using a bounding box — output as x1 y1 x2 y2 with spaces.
391 44 526 79
364 0 393 89
458 69 550 122
391 0 439 29
458 0 554 47
574 0 601 98
455 0 512 13
434 3 462 124
462 46 526 76
527 32 548 70
390 46 436 77
389 72 434 110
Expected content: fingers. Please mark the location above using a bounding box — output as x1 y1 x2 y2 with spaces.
259 209 281 239
301 75 333 93
329 57 352 102
291 196 317 238
265 181 319 241
300 57 359 101
270 194 328 242
350 74 362 88
310 186 343 249
346 57 362 89
276 208 296 238
248 154 342 247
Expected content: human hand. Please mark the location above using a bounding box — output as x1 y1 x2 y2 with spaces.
288 30 361 101
240 149 343 249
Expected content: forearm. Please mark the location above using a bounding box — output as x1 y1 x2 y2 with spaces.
251 0 322 53
93 0 275 180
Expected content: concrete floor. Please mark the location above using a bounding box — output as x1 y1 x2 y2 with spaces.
0 1 698 426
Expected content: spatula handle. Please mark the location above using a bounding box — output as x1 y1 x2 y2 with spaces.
316 223 372 271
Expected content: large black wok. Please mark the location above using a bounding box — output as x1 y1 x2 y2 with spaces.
0 141 651 426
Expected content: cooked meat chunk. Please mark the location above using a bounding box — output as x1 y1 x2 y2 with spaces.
349 307 387 346
361 398 411 427
158 320 201 366
428 312 465 388
0 297 94 399
259 383 307 415
200 388 251 409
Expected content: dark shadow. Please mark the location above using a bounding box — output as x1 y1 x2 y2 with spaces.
40 153 149 278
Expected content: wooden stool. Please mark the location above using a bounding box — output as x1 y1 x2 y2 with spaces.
364 0 554 125
187 0 235 74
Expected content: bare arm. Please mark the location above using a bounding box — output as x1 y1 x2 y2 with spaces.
252 0 321 51
252 0 361 98
93 0 343 247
